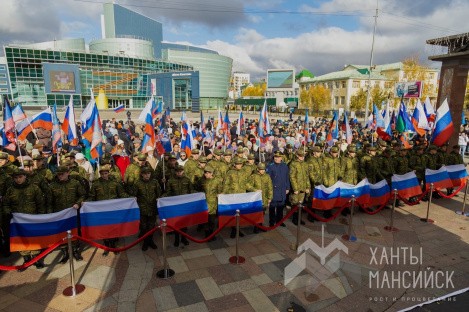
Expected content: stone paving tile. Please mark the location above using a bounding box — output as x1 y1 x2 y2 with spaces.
268 291 305 312
181 248 213 260
47 293 93 312
79 265 116 291
250 255 270 265
258 262 284 282
186 255 221 271
205 238 230 250
222 263 251 282
0 292 21 310
174 268 211 283
326 224 347 235
83 296 118 312
196 277 224 300
171 280 205 306
152 285 178 311
207 265 234 285
242 287 279 312
220 304 254 312
218 279 258 296
258 281 289 297
181 302 209 312
167 256 189 273
211 248 232 265
291 284 336 306
24 277 74 306
135 289 157 312
3 297 50 312
204 293 249 312
284 274 312 291
265 252 286 262
321 277 347 299
251 273 273 286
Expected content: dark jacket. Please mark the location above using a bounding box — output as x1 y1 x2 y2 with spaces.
266 161 291 204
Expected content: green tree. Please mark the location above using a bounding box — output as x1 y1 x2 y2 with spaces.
299 88 311 108
307 85 330 114
350 88 367 111
371 85 389 110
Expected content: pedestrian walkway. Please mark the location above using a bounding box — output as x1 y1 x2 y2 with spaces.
1 193 469 312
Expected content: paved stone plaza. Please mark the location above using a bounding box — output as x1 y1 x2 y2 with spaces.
1 189 469 312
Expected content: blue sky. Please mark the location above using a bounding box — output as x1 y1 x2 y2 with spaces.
1 0 466 80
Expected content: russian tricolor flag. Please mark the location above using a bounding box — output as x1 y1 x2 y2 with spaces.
11 103 27 123
377 99 392 141
411 99 430 136
423 97 435 122
62 96 78 146
141 112 155 154
16 107 53 141
114 104 125 113
157 193 208 230
368 180 391 207
391 172 422 198
218 192 263 226
10 208 77 252
446 164 469 187
312 182 341 210
340 179 371 207
425 167 453 190
80 198 140 240
432 99 454 147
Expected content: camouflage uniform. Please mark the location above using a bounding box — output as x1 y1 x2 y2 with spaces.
223 161 252 194
359 149 382 184
288 151 311 206
0 169 13 256
282 150 295 166
189 156 208 184
183 150 200 178
378 148 395 187
133 167 162 250
32 154 54 183
241 155 257 176
393 149 412 175
196 166 222 236
3 169 45 263
409 147 425 184
448 148 464 165
250 167 273 209
341 150 359 185
323 151 341 187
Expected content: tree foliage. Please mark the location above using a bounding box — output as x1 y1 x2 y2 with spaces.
301 85 330 113
241 83 266 97
402 52 433 107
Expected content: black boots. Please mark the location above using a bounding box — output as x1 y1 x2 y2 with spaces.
254 224 266 233
143 237 157 251
181 236 189 246
142 239 149 251
230 227 245 238
109 239 119 255
73 247 83 261
103 241 110 257
34 255 44 269
18 255 32 272
174 233 180 247
59 249 69 264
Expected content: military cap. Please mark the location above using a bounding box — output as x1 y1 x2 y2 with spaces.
192 149 200 154
384 147 393 153
369 146 377 152
409 141 414 146
62 159 72 166
247 154 255 160
233 158 244 164
140 166 153 174
296 149 305 157
429 145 438 151
379 141 388 147
330 147 339 153
400 146 408 151
102 152 112 160
257 163 266 170
0 152 9 159
133 151 142 157
23 160 33 167
204 166 214 173
453 145 460 149
65 153 74 158
214 149 223 156
164 152 171 157
198 156 207 163
312 146 321 153
416 145 424 151
12 168 27 176
56 165 70 173
347 146 356 153
137 154 147 161
364 143 372 148
286 143 293 149
101 159 111 165
99 167 110 172
32 154 44 160
168 153 177 160
223 151 232 156
391 140 398 146
236 149 244 155
273 151 283 157
174 164 185 171
443 142 450 146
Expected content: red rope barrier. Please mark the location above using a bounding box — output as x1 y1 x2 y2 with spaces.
303 202 350 222
0 240 64 271
435 183 466 199
398 189 429 206
355 195 392 215
239 205 299 231
74 226 160 252
166 216 235 243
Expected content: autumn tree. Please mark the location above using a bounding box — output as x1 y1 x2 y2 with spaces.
350 85 390 111
302 85 330 114
402 52 435 107
299 88 311 108
241 83 266 97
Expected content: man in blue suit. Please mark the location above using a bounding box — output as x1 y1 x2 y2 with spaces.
266 151 291 227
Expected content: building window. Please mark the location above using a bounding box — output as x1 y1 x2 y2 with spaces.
0 88 8 93
0 74 6 78
335 96 339 105
341 96 345 105
0 65 5 70
342 81 346 88
335 81 340 89
352 81 360 88
0 81 7 85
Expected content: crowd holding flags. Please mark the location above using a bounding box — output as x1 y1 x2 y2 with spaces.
62 96 78 146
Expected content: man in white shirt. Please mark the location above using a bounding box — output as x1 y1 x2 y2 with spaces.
75 153 94 181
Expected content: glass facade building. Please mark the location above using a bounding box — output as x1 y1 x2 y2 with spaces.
3 45 192 108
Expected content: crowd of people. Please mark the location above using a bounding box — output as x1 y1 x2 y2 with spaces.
0 112 466 272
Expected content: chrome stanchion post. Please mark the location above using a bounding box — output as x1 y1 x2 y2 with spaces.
290 202 303 250
157 219 175 279
229 210 245 264
342 196 357 242
421 183 435 223
456 179 469 216
63 230 85 296
385 189 399 232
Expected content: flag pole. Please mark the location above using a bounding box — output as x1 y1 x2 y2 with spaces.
14 129 24 168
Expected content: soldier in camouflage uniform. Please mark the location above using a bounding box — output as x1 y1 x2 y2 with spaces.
3 169 45 271
393 147 412 175
32 154 54 182
422 145 442 199
195 166 222 241
189 156 207 184
282 144 295 166
437 143 453 195
163 164 194 247
378 147 395 207
233 149 246 165
125 154 155 194
155 152 170 183
0 155 14 256
133 166 161 251
323 147 341 186
207 149 223 176
23 160 51 211
97 159 123 183
85 167 130 256
359 147 383 184
224 158 253 237
249 163 273 233
49 165 87 263
216 151 232 179
183 149 200 178
62 159 89 196
341 146 359 185
306 146 324 222
242 154 257 176
408 146 425 202
448 145 464 166
0 152 16 177
289 150 311 225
